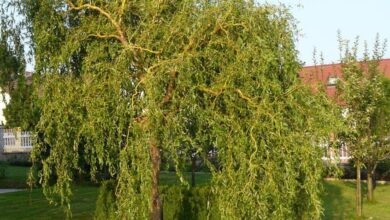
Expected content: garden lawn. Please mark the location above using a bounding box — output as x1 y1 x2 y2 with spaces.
322 180 390 219
0 165 30 188
0 186 98 220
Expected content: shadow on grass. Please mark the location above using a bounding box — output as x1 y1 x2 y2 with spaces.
322 181 356 220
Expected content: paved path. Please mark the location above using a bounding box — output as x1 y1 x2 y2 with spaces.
0 189 24 194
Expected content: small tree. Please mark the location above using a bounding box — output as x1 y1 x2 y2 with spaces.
337 35 389 216
365 76 390 201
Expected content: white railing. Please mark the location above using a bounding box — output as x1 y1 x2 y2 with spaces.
322 143 351 163
2 128 33 153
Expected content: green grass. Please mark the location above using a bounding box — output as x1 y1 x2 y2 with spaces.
0 167 212 219
0 186 98 220
1 165 390 219
0 165 30 188
322 180 390 220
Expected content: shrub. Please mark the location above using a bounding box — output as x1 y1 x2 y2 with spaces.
6 154 32 167
160 185 220 220
376 159 390 181
0 162 6 179
94 180 117 220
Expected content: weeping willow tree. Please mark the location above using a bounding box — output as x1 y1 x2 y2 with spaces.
9 0 339 219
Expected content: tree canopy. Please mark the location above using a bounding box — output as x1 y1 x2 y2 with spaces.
0 6 37 129
337 35 390 214
7 1 339 219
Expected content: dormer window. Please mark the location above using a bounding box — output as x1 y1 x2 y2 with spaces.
327 75 338 86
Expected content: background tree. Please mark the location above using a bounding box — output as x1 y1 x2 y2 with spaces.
0 6 37 130
364 76 390 201
10 1 339 219
337 35 389 216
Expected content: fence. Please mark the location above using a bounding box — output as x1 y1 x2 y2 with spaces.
322 142 351 163
1 128 33 153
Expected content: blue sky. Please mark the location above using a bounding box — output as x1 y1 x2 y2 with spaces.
267 0 390 66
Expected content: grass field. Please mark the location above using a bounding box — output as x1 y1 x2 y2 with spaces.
0 165 30 188
322 181 390 220
1 165 390 219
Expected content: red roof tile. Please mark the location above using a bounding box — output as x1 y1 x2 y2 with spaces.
300 59 390 100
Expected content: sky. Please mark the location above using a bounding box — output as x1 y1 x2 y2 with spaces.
267 0 390 66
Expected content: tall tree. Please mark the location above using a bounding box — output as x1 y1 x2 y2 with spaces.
11 1 338 219
337 36 389 216
0 4 37 130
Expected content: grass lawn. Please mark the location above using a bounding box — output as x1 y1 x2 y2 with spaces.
0 186 98 220
1 165 390 219
0 165 30 188
322 180 390 220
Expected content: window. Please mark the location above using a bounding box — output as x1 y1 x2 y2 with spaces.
327 75 338 86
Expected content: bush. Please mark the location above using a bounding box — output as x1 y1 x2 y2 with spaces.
0 162 6 179
328 160 390 181
160 185 220 220
376 159 390 181
95 180 117 220
94 182 221 220
6 154 32 167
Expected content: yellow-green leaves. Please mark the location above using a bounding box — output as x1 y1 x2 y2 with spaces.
17 0 339 219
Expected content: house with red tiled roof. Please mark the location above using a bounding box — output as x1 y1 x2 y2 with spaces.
300 59 390 98
300 59 390 163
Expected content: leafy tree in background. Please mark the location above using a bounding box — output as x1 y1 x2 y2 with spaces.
337 36 390 216
0 9 37 130
0 25 24 91
365 76 390 200
8 1 339 219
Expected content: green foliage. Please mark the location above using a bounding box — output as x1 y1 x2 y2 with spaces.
376 159 390 180
337 35 390 168
3 74 38 130
0 162 6 179
94 180 117 220
0 24 25 90
0 3 37 130
6 0 340 219
95 181 221 220
160 185 220 220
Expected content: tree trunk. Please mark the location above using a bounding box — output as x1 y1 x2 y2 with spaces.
150 140 163 220
356 164 362 217
191 155 196 187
